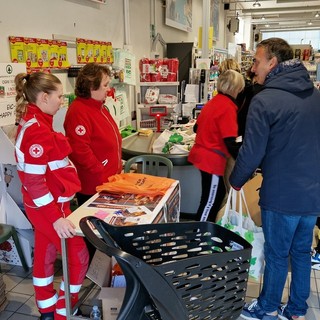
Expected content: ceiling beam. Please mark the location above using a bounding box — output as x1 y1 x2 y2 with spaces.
242 5 320 14
276 0 319 2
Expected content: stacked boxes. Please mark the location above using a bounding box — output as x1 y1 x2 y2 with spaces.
139 58 179 82
0 273 8 312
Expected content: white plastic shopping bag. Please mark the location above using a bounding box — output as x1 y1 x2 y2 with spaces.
217 188 265 281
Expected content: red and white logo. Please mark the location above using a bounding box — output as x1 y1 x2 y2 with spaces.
29 144 44 158
75 125 86 136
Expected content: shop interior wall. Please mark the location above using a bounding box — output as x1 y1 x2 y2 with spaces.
0 0 230 72
0 0 235 119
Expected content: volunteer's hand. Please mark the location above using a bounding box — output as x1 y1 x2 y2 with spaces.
53 218 76 239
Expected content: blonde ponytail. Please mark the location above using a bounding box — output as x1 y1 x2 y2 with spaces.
14 73 29 124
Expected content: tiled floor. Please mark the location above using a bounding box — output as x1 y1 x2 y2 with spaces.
0 259 101 319
0 260 320 319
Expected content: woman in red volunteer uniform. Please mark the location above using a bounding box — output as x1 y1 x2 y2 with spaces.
188 70 244 222
64 63 122 262
14 72 89 320
63 63 122 206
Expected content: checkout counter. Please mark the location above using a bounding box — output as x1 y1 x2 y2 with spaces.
122 131 200 215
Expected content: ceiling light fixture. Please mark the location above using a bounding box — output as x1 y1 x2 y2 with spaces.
307 20 313 25
261 15 266 20
315 12 320 18
253 0 261 8
265 23 270 27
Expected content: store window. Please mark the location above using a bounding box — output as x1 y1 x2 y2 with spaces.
262 30 320 52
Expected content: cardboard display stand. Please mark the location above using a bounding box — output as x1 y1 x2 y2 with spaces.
0 63 34 268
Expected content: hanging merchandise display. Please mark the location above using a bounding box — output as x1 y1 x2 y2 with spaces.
9 36 69 71
113 49 136 85
115 90 130 121
76 38 113 64
104 88 130 124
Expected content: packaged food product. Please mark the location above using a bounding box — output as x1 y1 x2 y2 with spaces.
144 87 160 104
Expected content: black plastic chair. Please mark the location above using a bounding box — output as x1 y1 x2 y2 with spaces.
124 155 173 178
80 216 252 320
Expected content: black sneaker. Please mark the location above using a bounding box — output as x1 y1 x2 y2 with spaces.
39 312 54 320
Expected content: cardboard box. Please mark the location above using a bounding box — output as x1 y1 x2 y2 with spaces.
0 238 23 266
0 233 33 268
99 287 125 320
243 173 262 226
86 250 112 287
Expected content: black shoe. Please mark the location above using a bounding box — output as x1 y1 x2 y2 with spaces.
74 308 83 316
39 312 54 320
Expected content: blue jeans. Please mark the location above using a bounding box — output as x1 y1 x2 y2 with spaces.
258 209 317 316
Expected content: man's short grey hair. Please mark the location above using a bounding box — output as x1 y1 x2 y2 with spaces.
257 37 293 63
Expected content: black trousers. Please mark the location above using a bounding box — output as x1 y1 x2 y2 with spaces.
195 171 226 222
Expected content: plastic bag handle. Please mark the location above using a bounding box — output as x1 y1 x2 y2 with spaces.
221 188 254 230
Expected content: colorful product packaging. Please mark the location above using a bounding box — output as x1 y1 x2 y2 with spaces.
93 40 101 63
9 36 25 63
48 40 59 68
76 38 87 64
24 37 38 69
36 38 49 68
57 41 69 68
106 42 114 64
100 41 108 63
139 58 179 82
86 39 94 63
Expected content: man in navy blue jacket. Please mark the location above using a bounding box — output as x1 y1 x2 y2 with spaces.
230 38 320 320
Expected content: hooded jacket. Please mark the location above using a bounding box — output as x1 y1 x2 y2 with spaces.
230 59 320 215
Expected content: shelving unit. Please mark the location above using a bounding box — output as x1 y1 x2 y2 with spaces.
303 61 317 84
241 51 254 75
137 82 179 130
138 82 179 104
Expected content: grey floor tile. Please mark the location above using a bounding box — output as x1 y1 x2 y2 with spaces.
245 281 260 298
16 296 40 317
10 277 34 295
308 291 320 308
0 264 14 274
5 292 31 312
8 313 38 320
0 310 14 320
5 265 32 278
306 307 320 320
2 274 24 292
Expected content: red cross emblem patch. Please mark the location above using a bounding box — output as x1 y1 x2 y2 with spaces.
75 125 86 136
29 144 44 158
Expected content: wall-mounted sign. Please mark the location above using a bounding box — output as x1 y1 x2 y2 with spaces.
0 63 26 126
